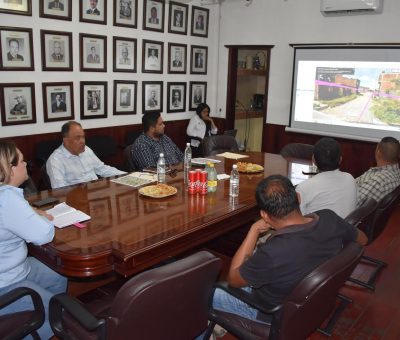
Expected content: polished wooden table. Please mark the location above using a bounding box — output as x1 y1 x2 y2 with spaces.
28 153 311 278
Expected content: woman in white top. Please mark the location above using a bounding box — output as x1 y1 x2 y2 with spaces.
187 103 218 157
0 140 67 339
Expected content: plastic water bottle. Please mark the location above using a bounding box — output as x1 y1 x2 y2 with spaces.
157 153 166 184
229 164 239 197
184 143 192 185
207 162 218 193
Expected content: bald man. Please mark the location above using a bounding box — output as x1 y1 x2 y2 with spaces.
356 136 400 207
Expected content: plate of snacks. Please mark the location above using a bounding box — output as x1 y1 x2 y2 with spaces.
138 184 178 198
237 162 264 173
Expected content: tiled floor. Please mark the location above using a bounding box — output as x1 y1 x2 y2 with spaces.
219 205 400 340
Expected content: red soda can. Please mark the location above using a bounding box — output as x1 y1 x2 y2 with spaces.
188 171 197 195
195 169 202 193
199 171 208 195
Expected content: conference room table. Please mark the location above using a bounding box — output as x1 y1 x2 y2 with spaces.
27 152 311 279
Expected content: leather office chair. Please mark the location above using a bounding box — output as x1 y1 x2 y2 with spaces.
345 187 400 290
34 139 60 166
49 251 222 340
206 242 364 340
124 130 142 147
86 135 117 162
38 164 52 191
280 143 314 160
122 144 136 172
202 135 239 157
0 287 45 340
20 176 38 196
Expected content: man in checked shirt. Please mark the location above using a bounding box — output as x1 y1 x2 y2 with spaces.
356 136 400 207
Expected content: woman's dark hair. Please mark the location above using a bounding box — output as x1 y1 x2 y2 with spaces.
195 103 210 118
255 175 299 218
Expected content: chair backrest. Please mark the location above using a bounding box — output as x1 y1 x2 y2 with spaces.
274 242 363 340
122 145 136 172
280 143 314 160
202 135 239 157
107 251 222 340
35 139 60 165
86 135 117 161
20 176 38 196
358 185 400 243
125 130 142 147
223 129 237 138
345 198 378 227
39 164 52 191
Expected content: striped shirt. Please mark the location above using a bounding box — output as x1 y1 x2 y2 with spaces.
356 163 400 207
132 133 183 170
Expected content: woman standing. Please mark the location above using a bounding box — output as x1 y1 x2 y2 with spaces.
187 103 218 157
0 140 67 339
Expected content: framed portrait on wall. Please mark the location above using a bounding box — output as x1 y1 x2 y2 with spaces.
80 0 107 25
39 0 72 21
113 80 137 115
142 81 163 113
0 27 34 70
80 81 108 119
168 1 188 35
0 83 36 126
42 82 74 122
113 36 136 72
80 33 107 72
40 30 73 71
167 82 186 113
142 39 163 73
168 43 186 74
143 0 164 32
114 0 137 28
189 81 207 110
191 6 209 37
0 0 31 16
190 45 207 74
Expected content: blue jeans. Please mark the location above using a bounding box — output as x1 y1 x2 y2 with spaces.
0 257 68 340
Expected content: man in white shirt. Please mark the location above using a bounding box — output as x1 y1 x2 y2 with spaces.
296 137 357 218
46 121 125 189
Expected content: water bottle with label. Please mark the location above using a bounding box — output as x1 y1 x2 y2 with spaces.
184 143 192 185
207 162 218 193
229 164 239 197
157 153 166 184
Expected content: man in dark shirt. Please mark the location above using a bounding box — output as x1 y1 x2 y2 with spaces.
212 175 367 325
132 111 183 170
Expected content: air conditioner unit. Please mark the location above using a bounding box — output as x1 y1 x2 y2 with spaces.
321 0 383 16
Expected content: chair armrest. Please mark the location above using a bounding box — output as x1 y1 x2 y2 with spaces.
0 287 44 316
49 293 106 340
214 282 282 315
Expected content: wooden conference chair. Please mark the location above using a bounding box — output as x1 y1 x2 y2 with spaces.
202 135 239 157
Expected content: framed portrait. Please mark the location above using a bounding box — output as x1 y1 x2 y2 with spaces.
88 197 112 234
142 39 163 73
142 81 163 113
191 6 209 37
80 0 107 25
113 80 137 115
80 81 108 119
39 0 72 21
168 43 186 74
0 83 36 126
40 30 72 71
116 191 138 223
167 82 186 113
189 81 207 111
42 82 74 122
0 0 31 16
0 27 33 70
113 37 136 73
168 1 188 35
80 33 107 72
113 0 137 28
143 0 164 33
190 45 207 74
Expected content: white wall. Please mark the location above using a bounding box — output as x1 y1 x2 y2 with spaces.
217 0 400 125
0 0 219 138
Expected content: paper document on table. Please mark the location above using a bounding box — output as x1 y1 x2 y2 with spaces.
215 152 249 159
217 174 230 180
111 172 157 187
46 203 90 228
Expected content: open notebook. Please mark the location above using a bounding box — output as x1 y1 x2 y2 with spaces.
46 202 90 228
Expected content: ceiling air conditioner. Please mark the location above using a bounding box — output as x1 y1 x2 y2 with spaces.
321 0 383 16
